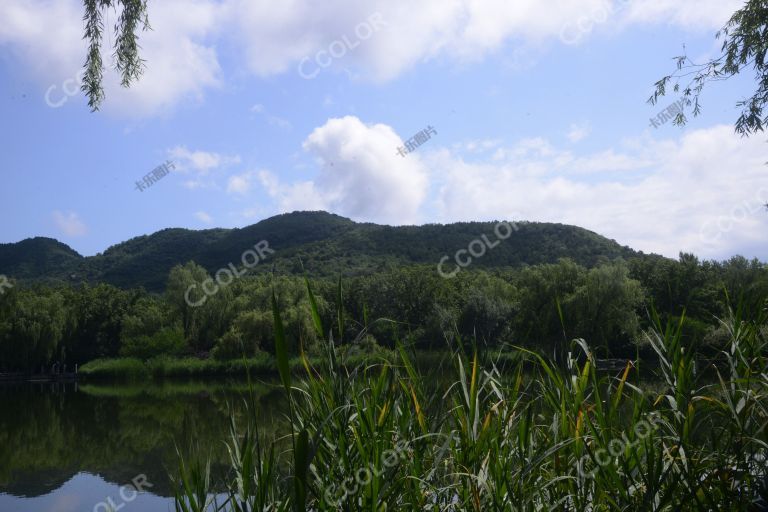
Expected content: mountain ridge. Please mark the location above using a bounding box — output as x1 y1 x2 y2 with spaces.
0 211 642 291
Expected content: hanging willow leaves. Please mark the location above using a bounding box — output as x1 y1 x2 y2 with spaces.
82 0 150 110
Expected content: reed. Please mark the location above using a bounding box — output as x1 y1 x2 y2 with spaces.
171 282 768 511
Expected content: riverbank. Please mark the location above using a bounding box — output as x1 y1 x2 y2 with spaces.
77 347 399 380
0 372 78 383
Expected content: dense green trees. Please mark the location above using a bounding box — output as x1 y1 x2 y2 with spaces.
0 287 67 371
0 254 765 373
0 212 636 293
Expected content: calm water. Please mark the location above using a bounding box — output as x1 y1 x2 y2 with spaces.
0 379 286 512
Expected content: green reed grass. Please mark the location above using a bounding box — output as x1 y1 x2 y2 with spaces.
171 281 768 511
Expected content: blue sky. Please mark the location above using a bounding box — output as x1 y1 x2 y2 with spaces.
0 0 765 261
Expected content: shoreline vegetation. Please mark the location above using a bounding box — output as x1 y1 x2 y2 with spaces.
166 284 768 510
1 256 766 379
76 349 399 380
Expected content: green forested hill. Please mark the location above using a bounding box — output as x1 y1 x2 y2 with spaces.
0 237 84 283
0 211 639 291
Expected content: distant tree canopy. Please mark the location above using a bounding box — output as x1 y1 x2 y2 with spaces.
1 255 766 372
651 0 768 136
81 0 150 110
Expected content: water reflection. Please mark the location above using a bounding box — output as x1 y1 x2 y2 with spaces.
0 380 285 511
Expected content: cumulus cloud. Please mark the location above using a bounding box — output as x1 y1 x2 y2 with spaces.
257 118 765 259
0 0 743 117
52 210 87 237
227 171 263 196
99 0 224 117
567 122 591 143
250 103 292 129
620 0 741 30
166 146 241 190
261 116 429 224
0 1 83 81
224 0 740 81
195 211 214 224
426 125 767 260
0 0 223 117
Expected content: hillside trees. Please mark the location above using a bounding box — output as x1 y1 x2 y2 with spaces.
0 288 67 371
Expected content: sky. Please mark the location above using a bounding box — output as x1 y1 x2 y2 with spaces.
0 0 765 261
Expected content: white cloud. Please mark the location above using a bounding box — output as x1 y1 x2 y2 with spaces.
0 0 743 117
166 146 241 190
227 171 261 196
266 115 292 129
426 125 767 260
237 207 268 220
224 0 740 82
52 210 87 237
250 102 292 129
0 1 83 82
567 122 591 143
453 139 503 154
99 0 224 117
0 0 223 117
195 211 214 224
257 122 765 259
620 0 741 30
168 146 241 175
261 116 429 224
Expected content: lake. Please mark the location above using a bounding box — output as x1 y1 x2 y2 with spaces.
0 379 287 512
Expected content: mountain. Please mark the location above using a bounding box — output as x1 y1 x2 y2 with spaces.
0 211 640 291
0 237 83 282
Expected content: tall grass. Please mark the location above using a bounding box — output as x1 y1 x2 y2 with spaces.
172 284 768 511
79 349 394 380
79 354 275 379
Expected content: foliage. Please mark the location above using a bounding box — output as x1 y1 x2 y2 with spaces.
1 253 766 373
81 0 150 110
120 325 186 360
171 290 768 511
0 212 636 292
651 0 768 136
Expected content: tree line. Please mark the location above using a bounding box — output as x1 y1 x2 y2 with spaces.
0 254 765 373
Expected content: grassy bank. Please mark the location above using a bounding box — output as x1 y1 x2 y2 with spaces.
78 347 397 380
